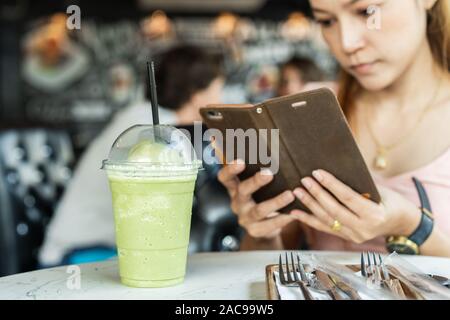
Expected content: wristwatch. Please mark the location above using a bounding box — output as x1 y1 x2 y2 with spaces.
386 177 434 255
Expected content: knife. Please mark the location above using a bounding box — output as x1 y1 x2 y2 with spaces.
428 274 450 289
330 275 362 300
315 270 345 300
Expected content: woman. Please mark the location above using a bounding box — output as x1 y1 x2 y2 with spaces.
218 0 450 257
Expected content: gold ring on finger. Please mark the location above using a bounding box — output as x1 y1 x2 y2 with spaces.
331 219 342 232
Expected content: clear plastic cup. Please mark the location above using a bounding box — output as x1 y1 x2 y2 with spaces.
102 125 201 287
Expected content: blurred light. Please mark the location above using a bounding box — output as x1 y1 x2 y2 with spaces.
42 145 53 158
280 12 311 41
58 166 72 182
137 0 264 13
16 223 29 236
6 171 19 185
221 235 239 251
213 12 239 39
43 13 68 45
23 194 36 208
141 10 174 39
11 147 25 162
108 64 135 106
26 13 69 67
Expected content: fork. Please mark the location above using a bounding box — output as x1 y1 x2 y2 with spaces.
374 253 406 298
278 252 314 300
361 252 406 298
361 252 386 284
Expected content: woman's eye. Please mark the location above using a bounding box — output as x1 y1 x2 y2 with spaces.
316 19 335 27
357 8 371 17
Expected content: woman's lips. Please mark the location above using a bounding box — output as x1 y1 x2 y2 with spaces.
350 61 378 75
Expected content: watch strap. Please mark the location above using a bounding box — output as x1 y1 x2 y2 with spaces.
412 177 432 212
409 177 434 247
408 209 434 246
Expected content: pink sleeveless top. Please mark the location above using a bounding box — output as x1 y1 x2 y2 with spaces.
303 147 450 253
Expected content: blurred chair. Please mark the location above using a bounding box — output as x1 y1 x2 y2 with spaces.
189 154 243 253
0 129 74 276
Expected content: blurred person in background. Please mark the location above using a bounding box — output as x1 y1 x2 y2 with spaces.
218 0 450 257
38 44 224 266
277 56 337 96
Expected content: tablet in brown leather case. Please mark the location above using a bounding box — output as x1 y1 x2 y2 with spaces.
200 88 381 213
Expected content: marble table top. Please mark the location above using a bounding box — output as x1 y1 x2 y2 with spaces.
1 251 449 300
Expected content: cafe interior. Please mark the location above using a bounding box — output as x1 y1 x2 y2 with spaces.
0 0 338 277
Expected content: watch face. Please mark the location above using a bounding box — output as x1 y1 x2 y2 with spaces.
387 243 417 255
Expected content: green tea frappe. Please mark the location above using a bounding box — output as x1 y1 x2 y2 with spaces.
103 125 201 287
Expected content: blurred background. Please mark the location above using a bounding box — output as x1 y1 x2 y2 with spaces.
0 0 338 276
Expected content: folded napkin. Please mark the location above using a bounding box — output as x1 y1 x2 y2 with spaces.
274 271 372 300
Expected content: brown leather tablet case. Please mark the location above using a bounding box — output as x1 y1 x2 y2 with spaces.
200 88 381 213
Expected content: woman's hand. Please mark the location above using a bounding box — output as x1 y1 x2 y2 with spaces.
291 169 422 244
217 160 297 240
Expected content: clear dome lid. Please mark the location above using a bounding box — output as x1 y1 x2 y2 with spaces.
102 125 202 176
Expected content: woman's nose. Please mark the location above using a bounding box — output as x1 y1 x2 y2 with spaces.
340 19 366 54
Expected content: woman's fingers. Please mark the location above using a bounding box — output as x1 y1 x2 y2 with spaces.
249 191 295 221
291 210 352 241
297 177 360 228
217 161 298 240
311 170 374 215
246 214 297 239
237 169 274 201
292 188 335 226
217 160 245 197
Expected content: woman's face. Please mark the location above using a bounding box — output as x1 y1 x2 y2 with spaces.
310 0 434 91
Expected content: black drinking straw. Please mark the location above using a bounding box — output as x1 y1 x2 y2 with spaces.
147 61 160 125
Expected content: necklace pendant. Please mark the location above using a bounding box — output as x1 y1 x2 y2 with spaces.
374 148 388 170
